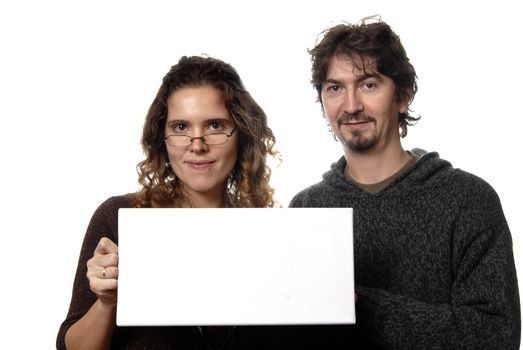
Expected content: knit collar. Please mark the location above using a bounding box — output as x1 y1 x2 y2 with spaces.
345 152 419 194
323 150 453 195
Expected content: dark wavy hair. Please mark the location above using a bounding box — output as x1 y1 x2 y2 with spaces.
131 55 278 208
310 17 419 137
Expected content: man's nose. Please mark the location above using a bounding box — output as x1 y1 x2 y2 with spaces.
343 89 363 114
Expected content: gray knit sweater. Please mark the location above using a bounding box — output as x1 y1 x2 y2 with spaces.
289 151 520 349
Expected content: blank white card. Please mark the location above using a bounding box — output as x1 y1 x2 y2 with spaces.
116 208 354 326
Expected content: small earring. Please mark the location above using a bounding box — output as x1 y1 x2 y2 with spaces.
165 161 177 186
226 173 236 190
168 174 177 187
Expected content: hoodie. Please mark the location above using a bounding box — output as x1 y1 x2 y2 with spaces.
290 151 520 350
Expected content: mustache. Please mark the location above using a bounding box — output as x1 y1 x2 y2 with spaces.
337 111 375 126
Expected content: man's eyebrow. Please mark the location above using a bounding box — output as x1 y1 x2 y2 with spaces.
356 72 383 82
323 78 342 86
323 73 384 86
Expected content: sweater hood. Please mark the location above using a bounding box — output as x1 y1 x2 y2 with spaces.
323 150 453 196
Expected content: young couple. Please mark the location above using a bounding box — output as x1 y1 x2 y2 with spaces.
57 18 520 350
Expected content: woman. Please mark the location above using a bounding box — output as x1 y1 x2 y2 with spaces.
57 55 278 349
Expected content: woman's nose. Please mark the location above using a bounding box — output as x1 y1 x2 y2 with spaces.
188 137 208 153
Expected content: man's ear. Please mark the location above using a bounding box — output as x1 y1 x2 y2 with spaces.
319 96 327 119
398 93 411 113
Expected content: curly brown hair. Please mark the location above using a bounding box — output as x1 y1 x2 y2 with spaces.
131 56 278 208
310 17 419 137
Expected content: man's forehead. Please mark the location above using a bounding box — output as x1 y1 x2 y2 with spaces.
328 54 378 76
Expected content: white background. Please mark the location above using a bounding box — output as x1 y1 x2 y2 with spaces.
1 0 521 348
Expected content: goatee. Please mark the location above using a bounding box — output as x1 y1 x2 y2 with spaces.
337 111 377 152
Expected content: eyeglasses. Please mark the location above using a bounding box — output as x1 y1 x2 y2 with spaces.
164 127 236 147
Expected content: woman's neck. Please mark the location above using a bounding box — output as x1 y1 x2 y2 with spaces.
181 187 228 208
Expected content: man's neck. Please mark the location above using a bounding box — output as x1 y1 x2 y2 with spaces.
344 143 410 184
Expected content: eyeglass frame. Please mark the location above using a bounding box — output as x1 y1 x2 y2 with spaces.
164 127 237 148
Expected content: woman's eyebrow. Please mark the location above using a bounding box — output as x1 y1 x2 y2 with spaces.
205 117 232 123
166 119 186 127
166 118 233 128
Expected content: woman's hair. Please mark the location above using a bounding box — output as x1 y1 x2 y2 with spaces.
132 55 278 208
310 17 419 137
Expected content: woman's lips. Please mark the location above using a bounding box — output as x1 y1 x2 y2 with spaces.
186 160 214 170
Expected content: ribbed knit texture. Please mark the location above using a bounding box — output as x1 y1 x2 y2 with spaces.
290 151 521 349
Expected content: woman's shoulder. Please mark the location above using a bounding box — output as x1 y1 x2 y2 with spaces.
90 194 136 225
85 194 136 244
97 194 136 211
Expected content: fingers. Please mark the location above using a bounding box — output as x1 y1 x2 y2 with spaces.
89 252 119 271
89 274 118 294
101 266 119 280
87 260 118 289
94 237 118 256
89 237 119 276
86 237 119 305
87 263 118 301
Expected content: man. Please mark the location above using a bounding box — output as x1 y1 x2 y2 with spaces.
290 18 520 349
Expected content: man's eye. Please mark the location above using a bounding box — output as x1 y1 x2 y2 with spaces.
363 82 377 90
326 85 340 92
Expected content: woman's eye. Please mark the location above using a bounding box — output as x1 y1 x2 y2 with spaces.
209 121 225 131
173 123 187 132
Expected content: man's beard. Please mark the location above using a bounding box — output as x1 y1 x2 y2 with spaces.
343 130 377 152
337 111 377 152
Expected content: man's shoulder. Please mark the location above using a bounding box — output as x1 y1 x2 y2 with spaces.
448 168 500 201
408 151 494 193
421 159 502 214
289 181 332 207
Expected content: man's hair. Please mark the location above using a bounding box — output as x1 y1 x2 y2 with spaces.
310 17 419 137
132 55 278 208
